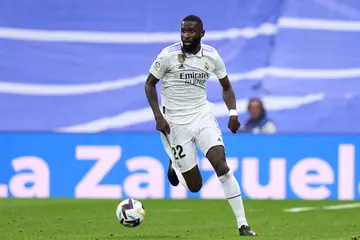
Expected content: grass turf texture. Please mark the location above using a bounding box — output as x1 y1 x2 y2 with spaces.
0 199 359 240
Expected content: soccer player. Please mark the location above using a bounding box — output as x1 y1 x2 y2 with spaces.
144 15 257 237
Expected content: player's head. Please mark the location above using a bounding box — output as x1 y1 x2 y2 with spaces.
247 98 266 120
181 15 205 52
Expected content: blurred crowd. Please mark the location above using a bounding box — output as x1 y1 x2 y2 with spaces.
241 98 276 134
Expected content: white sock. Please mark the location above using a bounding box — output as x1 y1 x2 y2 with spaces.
219 170 248 228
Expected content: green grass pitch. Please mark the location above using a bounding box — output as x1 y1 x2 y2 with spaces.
0 199 359 240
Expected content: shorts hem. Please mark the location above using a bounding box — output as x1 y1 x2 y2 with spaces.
203 143 225 156
175 162 198 174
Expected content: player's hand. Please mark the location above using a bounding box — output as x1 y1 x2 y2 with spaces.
155 115 170 135
228 115 240 133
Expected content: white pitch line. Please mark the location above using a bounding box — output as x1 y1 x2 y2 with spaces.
284 203 360 213
323 203 360 210
283 207 316 213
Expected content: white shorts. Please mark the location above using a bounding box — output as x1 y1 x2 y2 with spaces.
160 111 224 173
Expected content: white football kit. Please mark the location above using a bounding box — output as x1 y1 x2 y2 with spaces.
149 42 227 173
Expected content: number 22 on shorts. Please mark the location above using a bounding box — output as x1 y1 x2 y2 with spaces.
171 145 186 160
172 145 186 168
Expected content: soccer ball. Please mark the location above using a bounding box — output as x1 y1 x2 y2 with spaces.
116 198 145 228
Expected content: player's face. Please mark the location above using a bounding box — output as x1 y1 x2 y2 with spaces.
249 101 262 119
181 21 204 51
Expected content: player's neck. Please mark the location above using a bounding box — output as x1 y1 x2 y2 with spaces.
184 44 201 55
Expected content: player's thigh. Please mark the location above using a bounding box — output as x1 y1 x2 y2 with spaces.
171 139 198 174
160 132 174 160
181 164 202 192
196 113 224 155
173 142 202 192
195 114 229 176
160 127 202 191
159 125 197 173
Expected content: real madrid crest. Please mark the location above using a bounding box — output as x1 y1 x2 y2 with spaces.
204 62 209 71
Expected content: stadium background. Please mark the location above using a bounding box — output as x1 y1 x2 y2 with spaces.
0 0 359 201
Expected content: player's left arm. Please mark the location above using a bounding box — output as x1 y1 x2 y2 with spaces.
214 54 241 133
219 76 241 133
219 76 236 111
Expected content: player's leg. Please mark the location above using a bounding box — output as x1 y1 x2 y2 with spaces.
167 157 179 186
180 165 202 193
206 145 256 236
170 140 202 193
160 133 183 187
196 114 256 236
160 127 202 192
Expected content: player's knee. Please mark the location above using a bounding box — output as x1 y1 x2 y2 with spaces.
207 146 229 176
214 159 230 176
184 173 203 193
188 181 202 193
182 165 203 192
211 153 229 176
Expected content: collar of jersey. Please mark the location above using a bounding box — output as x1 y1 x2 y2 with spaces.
180 41 203 58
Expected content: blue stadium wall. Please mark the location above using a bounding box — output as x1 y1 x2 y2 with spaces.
1 133 359 200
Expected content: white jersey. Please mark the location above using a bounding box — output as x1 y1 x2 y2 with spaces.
149 42 227 124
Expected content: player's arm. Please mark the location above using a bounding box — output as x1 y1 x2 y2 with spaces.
214 54 240 133
144 74 162 120
219 76 240 133
219 76 237 112
145 52 170 134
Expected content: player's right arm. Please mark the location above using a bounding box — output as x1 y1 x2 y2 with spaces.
145 74 162 119
145 51 170 134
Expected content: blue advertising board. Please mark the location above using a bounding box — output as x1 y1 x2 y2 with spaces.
0 133 359 200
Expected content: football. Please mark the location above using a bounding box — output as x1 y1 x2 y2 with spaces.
116 198 145 228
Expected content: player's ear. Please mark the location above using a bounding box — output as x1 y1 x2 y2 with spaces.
200 29 205 38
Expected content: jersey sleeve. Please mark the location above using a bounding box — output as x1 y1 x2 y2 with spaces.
213 53 227 79
149 51 169 80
